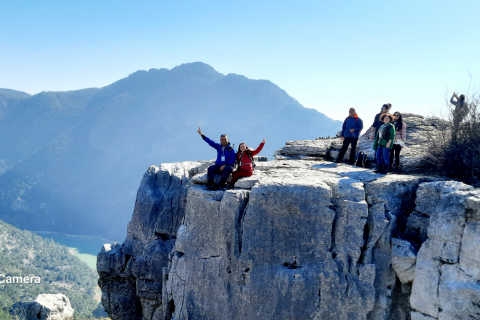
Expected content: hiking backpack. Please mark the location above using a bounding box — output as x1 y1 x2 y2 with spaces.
355 152 367 167
238 152 256 170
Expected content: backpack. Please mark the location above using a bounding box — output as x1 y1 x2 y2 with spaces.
355 152 367 167
237 152 256 171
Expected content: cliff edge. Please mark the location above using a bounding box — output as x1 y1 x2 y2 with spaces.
97 150 480 320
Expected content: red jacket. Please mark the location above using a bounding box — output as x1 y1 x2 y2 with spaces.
237 142 265 171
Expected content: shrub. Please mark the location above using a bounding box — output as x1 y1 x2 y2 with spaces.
425 90 480 183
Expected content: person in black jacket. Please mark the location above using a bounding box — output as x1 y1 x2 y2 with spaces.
370 103 392 140
369 103 392 170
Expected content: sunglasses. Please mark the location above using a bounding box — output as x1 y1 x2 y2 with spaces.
394 114 399 116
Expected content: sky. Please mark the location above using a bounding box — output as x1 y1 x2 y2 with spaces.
1 0 479 126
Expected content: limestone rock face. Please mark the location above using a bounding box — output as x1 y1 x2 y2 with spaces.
391 238 416 283
11 294 74 320
98 155 480 320
276 113 448 173
410 181 480 319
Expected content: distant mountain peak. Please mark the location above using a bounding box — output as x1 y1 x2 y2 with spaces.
0 88 31 99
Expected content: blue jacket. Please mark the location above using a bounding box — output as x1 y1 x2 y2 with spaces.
341 116 363 139
203 136 237 166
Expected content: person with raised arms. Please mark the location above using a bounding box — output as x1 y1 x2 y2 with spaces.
228 138 265 188
197 127 236 191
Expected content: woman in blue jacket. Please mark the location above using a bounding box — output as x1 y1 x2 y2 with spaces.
335 108 364 164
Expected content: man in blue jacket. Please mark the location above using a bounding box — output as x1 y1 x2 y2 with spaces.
197 127 237 190
335 108 364 164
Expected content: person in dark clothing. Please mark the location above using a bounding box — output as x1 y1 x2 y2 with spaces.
388 112 407 173
370 103 392 140
197 127 236 190
450 92 467 133
335 108 363 164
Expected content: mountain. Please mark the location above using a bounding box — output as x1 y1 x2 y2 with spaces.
0 219 99 319
0 62 342 240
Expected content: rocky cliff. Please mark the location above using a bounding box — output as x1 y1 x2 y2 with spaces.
97 154 480 320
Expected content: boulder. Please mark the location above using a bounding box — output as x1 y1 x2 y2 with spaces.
391 238 416 283
11 294 74 320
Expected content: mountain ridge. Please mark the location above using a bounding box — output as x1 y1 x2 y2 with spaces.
0 62 342 240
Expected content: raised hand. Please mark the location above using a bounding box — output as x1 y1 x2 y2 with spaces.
197 127 203 135
262 138 266 144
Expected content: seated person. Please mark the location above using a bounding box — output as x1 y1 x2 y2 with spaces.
229 138 265 188
197 127 236 190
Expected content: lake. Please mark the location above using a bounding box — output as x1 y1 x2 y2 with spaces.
32 232 115 270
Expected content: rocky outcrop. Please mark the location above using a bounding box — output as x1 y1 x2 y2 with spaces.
98 155 480 320
11 294 74 320
275 113 447 173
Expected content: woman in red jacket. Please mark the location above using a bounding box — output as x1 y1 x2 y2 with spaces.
229 138 265 188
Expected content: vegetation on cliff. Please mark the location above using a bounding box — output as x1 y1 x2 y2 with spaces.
426 90 480 184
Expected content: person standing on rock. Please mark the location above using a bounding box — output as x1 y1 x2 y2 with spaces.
373 114 396 174
370 103 392 140
335 108 363 164
197 127 236 190
228 139 266 188
450 92 467 135
388 112 407 173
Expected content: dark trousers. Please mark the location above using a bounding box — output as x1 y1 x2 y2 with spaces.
207 164 233 186
389 144 402 166
337 137 358 163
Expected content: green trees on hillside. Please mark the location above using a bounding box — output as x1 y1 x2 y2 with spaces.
0 220 100 319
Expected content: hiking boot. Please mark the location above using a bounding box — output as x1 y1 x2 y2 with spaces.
397 165 403 174
218 180 227 190
388 165 393 172
380 165 388 174
207 183 220 191
334 159 342 163
373 165 381 173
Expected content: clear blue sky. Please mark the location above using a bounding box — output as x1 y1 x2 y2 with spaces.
1 0 479 124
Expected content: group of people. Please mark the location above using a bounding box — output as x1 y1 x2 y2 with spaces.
197 127 265 190
335 104 407 174
335 92 467 174
198 92 467 188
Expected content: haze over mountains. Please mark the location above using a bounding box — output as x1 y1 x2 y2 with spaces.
0 62 341 240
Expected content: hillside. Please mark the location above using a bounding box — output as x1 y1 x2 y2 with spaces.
0 62 342 240
0 219 100 319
